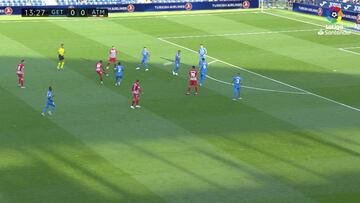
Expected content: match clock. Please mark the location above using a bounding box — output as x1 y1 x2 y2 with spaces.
21 8 48 17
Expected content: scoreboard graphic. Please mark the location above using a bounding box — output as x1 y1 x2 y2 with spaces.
21 8 108 17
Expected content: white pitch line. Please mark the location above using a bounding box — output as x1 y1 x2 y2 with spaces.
341 46 360 49
262 11 360 36
113 11 261 19
0 11 261 23
207 75 309 95
160 29 319 39
338 48 360 56
163 62 173 66
208 60 218 65
157 37 360 112
263 11 324 27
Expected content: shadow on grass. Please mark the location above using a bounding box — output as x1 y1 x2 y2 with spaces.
0 86 166 203
1 54 360 202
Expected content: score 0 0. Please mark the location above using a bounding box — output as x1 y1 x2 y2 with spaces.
67 8 87 17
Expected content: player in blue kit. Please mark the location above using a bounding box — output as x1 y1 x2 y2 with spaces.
232 73 242 100
41 86 55 116
114 62 124 86
172 50 181 76
199 58 208 86
198 44 207 68
136 47 150 71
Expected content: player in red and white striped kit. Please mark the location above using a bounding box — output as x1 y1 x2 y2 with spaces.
131 79 143 109
186 66 198 95
95 60 106 84
17 59 25 88
106 46 117 70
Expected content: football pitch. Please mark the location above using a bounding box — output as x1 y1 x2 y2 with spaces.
0 9 360 203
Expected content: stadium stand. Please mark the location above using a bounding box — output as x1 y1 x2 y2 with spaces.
58 0 142 6
0 0 47 6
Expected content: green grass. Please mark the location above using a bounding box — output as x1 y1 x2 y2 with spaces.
0 9 360 203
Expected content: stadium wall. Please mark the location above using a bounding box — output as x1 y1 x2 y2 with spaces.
0 0 258 15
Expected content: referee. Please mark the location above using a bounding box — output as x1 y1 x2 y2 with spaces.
57 43 65 70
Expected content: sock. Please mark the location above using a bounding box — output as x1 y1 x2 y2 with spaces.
57 62 61 69
60 61 65 69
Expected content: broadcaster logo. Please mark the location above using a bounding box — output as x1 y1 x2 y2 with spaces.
317 6 352 36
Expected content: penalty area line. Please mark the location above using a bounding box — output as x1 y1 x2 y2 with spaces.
208 60 309 94
339 46 360 49
338 48 360 56
206 75 309 95
163 62 173 66
262 11 360 36
159 29 318 39
0 11 261 23
208 60 219 65
157 37 360 112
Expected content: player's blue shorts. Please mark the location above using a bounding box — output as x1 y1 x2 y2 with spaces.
43 100 55 112
141 58 148 64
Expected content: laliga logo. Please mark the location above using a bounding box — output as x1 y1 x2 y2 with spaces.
127 4 135 12
185 2 193 10
357 14 360 24
4 7 13 15
317 8 323 16
243 1 250 9
326 6 343 24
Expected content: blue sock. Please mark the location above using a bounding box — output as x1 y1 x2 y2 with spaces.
200 74 206 85
42 105 47 113
174 64 179 73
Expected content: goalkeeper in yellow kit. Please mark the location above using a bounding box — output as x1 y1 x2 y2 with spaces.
57 43 65 70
